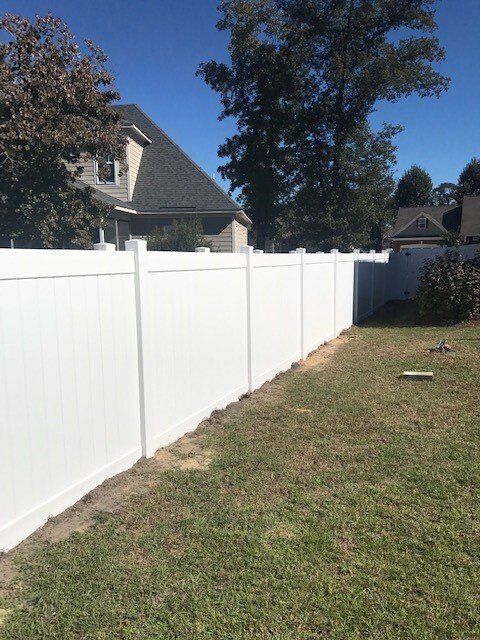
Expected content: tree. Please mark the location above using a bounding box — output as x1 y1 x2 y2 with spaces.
394 166 433 208
200 0 449 249
198 1 301 249
0 13 124 248
430 182 457 206
457 158 480 201
147 217 213 252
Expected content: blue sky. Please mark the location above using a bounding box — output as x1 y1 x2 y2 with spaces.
2 0 479 192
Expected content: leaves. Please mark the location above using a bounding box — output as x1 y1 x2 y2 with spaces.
0 13 124 247
395 165 433 208
147 217 213 252
417 251 480 322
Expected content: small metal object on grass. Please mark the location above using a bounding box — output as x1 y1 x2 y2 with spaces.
428 339 452 354
402 371 434 380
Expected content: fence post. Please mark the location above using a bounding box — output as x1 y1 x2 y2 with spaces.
382 250 389 306
330 249 339 336
240 245 254 393
125 239 155 458
295 248 307 359
195 247 211 253
369 249 376 315
93 242 116 251
353 249 360 324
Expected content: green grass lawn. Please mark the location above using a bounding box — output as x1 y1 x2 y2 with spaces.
1 302 479 639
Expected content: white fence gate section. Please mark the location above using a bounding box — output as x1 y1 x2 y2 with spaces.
0 244 389 551
387 243 480 300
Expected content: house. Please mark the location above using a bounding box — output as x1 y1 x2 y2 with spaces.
75 104 251 251
387 196 480 251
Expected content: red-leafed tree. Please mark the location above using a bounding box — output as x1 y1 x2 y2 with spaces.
0 13 124 248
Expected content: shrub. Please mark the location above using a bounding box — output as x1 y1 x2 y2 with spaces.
147 216 213 252
416 251 480 322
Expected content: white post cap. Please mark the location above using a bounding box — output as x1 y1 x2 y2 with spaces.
125 239 147 252
94 242 116 252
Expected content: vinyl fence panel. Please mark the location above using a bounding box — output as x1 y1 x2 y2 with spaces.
144 250 249 451
250 253 302 389
0 249 142 552
304 253 335 353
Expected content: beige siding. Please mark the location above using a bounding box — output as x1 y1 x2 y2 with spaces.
233 220 248 251
204 220 233 252
127 138 143 198
67 154 129 203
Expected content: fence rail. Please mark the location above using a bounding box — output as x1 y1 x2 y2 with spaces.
0 244 389 551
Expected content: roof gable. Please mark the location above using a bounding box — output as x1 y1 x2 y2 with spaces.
113 104 242 214
391 209 449 238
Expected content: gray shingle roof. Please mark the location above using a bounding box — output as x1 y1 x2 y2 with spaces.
460 196 480 236
113 104 242 214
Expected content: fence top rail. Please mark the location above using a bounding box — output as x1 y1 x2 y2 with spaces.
146 250 246 273
251 253 301 268
337 253 356 263
0 248 135 281
305 253 335 264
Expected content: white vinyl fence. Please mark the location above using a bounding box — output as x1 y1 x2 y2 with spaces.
0 243 389 551
387 243 480 300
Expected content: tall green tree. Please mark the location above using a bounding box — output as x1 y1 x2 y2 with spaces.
457 158 480 201
0 13 124 248
198 1 302 248
395 165 433 208
430 182 457 206
200 0 449 250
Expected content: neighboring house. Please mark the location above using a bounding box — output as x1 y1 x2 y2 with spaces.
387 196 480 251
74 104 251 251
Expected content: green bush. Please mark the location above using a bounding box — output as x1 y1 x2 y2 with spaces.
416 250 480 322
147 216 213 252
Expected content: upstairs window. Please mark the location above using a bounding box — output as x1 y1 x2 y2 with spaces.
95 155 116 185
417 216 428 230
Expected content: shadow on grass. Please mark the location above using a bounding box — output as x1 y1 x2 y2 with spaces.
357 300 480 330
358 301 425 329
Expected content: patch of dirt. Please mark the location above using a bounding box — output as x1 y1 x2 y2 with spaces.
301 334 349 371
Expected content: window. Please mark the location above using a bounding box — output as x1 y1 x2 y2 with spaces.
417 216 428 230
95 155 116 184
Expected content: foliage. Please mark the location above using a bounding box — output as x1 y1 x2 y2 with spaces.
416 250 480 322
430 182 457 206
147 216 213 252
199 0 449 249
457 157 480 201
444 230 464 248
394 165 433 208
0 13 124 248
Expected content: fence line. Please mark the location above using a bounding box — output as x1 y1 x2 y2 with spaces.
387 243 480 301
0 244 389 551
